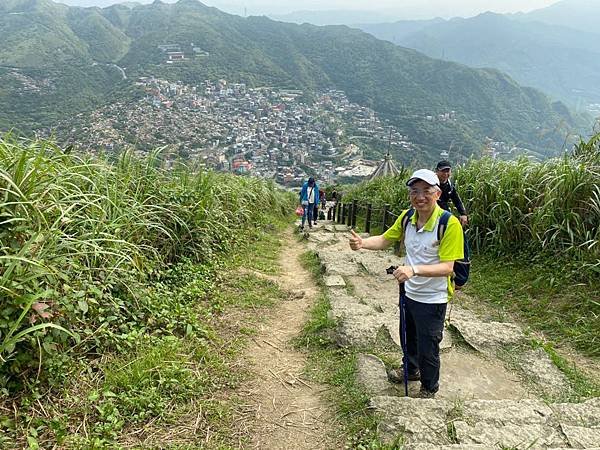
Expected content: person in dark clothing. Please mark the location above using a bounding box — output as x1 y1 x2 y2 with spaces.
435 161 468 226
435 160 470 289
330 190 338 208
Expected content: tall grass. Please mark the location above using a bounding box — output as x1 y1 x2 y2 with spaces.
0 136 292 389
454 134 599 279
341 133 599 283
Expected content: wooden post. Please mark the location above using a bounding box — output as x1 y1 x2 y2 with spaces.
341 204 346 224
346 203 354 226
351 200 358 228
365 203 372 233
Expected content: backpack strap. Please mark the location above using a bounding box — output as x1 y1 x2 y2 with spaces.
402 208 452 241
401 208 415 234
437 210 452 241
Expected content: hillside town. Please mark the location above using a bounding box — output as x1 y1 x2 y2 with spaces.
44 77 423 186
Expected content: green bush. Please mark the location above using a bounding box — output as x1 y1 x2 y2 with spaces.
454 133 599 278
0 136 291 391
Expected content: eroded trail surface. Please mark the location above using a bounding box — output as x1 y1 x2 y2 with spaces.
238 229 340 450
303 221 600 449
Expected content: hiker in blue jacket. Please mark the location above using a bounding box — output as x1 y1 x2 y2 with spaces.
299 177 319 230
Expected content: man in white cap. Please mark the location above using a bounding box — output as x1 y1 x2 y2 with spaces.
348 169 464 397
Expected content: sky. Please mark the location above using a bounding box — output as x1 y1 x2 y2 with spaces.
57 0 561 19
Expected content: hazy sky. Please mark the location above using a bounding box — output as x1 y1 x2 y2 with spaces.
209 0 559 17
58 0 561 18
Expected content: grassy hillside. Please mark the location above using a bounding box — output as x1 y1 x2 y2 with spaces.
0 135 293 396
67 7 131 62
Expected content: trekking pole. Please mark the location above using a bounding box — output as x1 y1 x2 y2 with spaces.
386 265 408 397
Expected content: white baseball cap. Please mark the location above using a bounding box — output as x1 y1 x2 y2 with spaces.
406 169 440 187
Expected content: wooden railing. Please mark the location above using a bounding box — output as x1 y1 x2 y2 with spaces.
327 201 400 235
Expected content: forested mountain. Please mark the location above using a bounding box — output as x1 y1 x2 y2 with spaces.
355 7 600 109
0 0 584 158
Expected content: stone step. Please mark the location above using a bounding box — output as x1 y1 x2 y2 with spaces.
370 396 600 448
312 226 600 449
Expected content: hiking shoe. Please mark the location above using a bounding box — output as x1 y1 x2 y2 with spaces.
386 367 420 384
417 387 436 399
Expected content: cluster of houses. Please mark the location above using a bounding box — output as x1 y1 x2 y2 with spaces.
9 69 51 94
45 77 421 185
482 137 532 158
157 43 209 64
426 111 457 122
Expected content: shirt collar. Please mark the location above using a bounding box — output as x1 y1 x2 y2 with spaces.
411 204 442 232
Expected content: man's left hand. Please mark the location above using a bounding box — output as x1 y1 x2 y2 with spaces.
393 266 414 283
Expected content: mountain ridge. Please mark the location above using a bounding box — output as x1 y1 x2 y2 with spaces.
0 0 585 158
356 9 600 109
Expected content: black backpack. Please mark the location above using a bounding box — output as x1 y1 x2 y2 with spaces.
400 208 470 287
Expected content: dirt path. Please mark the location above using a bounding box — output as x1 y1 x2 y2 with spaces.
237 229 340 450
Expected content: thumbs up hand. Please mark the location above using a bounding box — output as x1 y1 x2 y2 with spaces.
349 229 363 251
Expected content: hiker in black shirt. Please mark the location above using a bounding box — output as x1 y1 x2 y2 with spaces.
435 160 468 226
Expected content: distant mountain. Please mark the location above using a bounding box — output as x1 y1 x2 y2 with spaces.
269 9 391 26
355 18 444 44
0 0 584 159
514 0 600 34
357 12 600 108
56 0 144 6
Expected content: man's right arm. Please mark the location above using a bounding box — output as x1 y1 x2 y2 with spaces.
349 230 393 251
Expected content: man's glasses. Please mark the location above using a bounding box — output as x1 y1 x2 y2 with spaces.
409 188 437 197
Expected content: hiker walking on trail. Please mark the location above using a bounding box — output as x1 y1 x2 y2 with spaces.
299 177 319 230
435 160 471 288
348 169 464 398
435 160 468 226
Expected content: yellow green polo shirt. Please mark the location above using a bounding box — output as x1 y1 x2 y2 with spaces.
383 205 464 303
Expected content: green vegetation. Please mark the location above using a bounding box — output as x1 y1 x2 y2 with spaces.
363 12 600 107
0 0 583 158
340 132 600 356
454 133 600 281
532 339 600 399
466 255 599 356
0 136 294 447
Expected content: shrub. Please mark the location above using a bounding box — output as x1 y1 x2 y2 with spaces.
0 137 292 390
